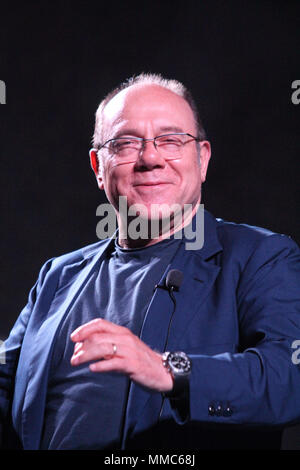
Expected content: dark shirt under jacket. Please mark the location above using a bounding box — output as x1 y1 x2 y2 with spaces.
40 236 181 450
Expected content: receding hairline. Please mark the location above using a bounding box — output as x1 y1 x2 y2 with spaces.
92 73 207 148
103 82 195 128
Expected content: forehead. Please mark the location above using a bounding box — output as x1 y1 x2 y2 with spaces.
101 84 196 137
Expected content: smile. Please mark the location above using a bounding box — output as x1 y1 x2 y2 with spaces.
133 182 172 187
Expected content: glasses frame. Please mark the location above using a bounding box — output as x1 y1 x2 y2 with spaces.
97 133 202 157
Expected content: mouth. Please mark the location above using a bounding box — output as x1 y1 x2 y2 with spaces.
133 182 171 187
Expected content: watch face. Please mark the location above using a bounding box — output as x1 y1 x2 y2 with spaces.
169 352 191 374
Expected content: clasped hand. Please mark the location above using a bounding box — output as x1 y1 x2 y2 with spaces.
70 318 173 392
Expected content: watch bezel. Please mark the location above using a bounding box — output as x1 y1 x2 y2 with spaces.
162 351 191 376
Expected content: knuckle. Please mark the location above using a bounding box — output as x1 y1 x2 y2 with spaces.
94 318 103 328
89 332 102 344
126 332 137 348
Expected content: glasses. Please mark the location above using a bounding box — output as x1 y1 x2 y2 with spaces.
98 133 201 163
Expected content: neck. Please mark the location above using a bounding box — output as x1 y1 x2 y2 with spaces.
117 198 201 249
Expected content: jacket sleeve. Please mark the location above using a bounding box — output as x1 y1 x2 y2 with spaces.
173 234 300 427
0 258 54 448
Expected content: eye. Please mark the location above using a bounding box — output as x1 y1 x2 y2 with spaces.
156 135 183 146
110 138 139 152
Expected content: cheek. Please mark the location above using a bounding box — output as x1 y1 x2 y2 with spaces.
172 159 201 185
179 164 202 198
103 164 132 197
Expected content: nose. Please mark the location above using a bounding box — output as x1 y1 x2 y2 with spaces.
134 139 166 170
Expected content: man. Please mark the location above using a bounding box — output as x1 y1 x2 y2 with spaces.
1 73 300 450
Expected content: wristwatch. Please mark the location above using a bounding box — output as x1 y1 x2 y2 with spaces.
162 351 192 398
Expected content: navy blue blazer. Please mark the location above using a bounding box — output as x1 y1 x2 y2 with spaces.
1 211 300 449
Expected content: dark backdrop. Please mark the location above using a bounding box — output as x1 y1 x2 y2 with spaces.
0 0 299 449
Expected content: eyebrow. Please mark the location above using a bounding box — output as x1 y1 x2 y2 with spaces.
114 126 184 139
158 126 184 134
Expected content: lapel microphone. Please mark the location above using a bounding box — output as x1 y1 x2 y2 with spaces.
154 269 184 352
165 269 183 293
155 269 183 293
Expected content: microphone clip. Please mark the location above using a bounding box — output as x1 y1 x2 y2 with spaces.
154 283 170 292
154 269 183 293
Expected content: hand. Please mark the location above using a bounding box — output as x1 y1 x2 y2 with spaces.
70 318 173 393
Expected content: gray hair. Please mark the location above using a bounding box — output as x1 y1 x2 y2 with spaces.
92 73 207 150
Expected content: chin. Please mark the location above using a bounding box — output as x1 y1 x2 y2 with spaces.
129 200 184 222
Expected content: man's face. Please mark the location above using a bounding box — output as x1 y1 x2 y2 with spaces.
90 84 211 219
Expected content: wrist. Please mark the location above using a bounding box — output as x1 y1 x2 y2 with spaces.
161 351 191 398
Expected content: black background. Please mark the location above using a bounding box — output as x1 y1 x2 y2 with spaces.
0 0 299 448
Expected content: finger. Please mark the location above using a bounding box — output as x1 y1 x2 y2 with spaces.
70 340 120 366
70 318 127 342
89 358 125 373
74 341 83 354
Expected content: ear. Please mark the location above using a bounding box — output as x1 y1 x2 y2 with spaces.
199 141 211 183
89 149 104 190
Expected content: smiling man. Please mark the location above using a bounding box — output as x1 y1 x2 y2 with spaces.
1 73 300 450
90 80 210 246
